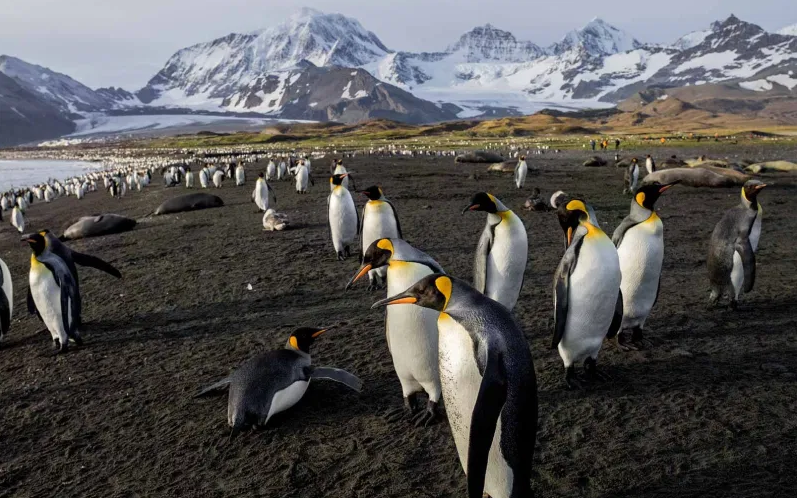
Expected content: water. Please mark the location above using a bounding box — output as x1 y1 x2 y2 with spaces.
0 160 102 191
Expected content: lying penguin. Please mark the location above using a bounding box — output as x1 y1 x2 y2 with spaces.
196 326 362 434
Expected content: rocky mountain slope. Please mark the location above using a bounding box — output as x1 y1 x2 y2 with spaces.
0 72 76 147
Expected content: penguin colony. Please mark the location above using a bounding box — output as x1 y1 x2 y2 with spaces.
0 148 773 498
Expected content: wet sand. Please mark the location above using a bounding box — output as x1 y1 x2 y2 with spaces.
1 145 796 497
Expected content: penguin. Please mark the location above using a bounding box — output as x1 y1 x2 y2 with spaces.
195 326 362 434
372 274 537 498
16 195 28 212
295 160 312 194
24 233 82 353
463 192 528 311
199 167 209 189
235 163 245 186
277 159 288 181
612 181 678 349
514 155 528 189
707 180 767 308
360 186 402 290
252 173 276 212
645 154 656 175
623 158 639 194
266 159 276 181
553 199 623 388
328 174 358 260
524 187 548 211
11 206 24 233
212 169 224 188
347 239 444 426
551 191 599 249
331 159 349 191
185 167 195 188
0 256 11 343
262 209 289 231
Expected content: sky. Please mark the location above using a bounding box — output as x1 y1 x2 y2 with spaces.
0 0 794 90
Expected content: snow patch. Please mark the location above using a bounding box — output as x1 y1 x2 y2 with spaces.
739 79 773 91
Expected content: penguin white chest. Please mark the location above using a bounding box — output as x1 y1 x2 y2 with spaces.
486 213 528 310
29 263 68 343
560 234 620 366
438 314 513 498
1 260 12 325
362 202 399 250
617 216 664 328
266 380 309 423
329 188 358 251
295 167 309 191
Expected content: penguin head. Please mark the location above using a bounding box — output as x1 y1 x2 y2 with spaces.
742 180 766 208
520 155 526 160
346 239 394 290
634 181 678 210
558 199 591 246
258 172 264 179
24 233 46 255
286 326 335 354
336 159 343 165
463 192 499 214
361 186 383 200
371 274 450 312
331 174 349 186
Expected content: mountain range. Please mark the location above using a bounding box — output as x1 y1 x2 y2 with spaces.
1 8 796 146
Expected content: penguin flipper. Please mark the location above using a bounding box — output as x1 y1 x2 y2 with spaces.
386 200 403 239
27 287 41 318
0 290 10 335
467 348 507 498
359 204 367 236
195 377 231 397
71 252 122 278
737 238 756 292
473 224 493 294
611 215 640 247
552 233 584 348
310 367 363 393
606 290 624 339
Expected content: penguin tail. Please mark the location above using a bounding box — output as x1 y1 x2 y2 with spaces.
195 377 231 398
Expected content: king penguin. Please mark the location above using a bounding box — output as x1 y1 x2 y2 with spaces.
328 174 358 260
266 159 276 181
295 160 312 194
463 192 528 311
185 167 195 188
707 180 766 308
11 206 24 233
0 256 12 343
199 166 209 189
553 199 622 388
623 158 640 194
331 159 349 191
612 181 678 349
235 163 245 186
373 274 537 498
252 173 276 212
360 186 402 290
25 233 82 353
347 238 444 426
514 155 528 189
196 326 362 434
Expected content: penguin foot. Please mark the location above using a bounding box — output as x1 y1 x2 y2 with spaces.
584 358 611 383
385 394 419 422
612 334 638 352
630 328 654 349
411 400 441 428
337 252 346 261
564 366 585 390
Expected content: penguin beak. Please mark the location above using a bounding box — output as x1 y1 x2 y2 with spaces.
371 292 418 309
311 325 336 338
658 180 680 193
566 227 573 247
462 204 479 214
340 173 348 178
754 183 767 190
345 264 372 290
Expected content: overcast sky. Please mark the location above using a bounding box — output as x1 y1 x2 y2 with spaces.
0 0 793 90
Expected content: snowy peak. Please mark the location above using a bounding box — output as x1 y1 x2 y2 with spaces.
777 23 797 37
551 18 641 56
446 24 544 62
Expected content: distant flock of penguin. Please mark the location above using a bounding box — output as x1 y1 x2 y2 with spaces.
0 149 767 498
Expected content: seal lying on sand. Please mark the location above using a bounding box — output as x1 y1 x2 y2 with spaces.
455 151 505 163
583 156 607 167
62 214 137 240
642 167 749 188
153 193 224 215
746 161 797 174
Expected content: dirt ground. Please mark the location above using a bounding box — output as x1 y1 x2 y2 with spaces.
1 145 796 498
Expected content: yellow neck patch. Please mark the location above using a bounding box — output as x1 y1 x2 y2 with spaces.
635 192 646 207
289 336 298 349
583 222 603 238
434 276 452 310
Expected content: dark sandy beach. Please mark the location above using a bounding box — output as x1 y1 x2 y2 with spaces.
1 145 796 497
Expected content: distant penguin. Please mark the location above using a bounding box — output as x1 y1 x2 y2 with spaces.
612 181 678 349
514 155 528 189
360 186 402 290
645 155 656 175
199 167 209 189
372 274 537 498
623 158 640 194
17 195 28 212
266 160 276 181
295 161 312 194
252 173 276 212
185 167 195 188
235 163 245 186
0 256 11 343
524 187 548 211
707 180 767 308
553 199 622 388
25 233 82 353
11 206 24 233
328 174 358 260
212 170 224 188
348 239 444 426
195 326 361 434
463 192 528 311
277 159 288 181
1 195 10 212
44 186 54 203
331 159 349 190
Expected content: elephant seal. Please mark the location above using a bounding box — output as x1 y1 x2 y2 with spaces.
746 161 797 173
583 156 608 167
455 151 505 163
641 167 748 188
62 214 137 240
154 193 224 215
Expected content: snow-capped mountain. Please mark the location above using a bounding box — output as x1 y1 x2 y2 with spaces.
446 24 544 62
550 18 642 56
0 71 76 146
778 23 797 37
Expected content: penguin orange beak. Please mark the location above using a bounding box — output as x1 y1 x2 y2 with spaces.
311 325 335 338
566 227 573 247
658 180 680 193
754 183 767 190
371 292 418 309
462 204 479 214
345 264 372 290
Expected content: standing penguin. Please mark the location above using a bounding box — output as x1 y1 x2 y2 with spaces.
0 256 11 343
24 233 82 353
199 166 209 189
11 206 25 233
612 181 678 349
195 326 362 434
372 274 537 498
278 158 288 181
553 199 623 388
707 180 766 308
295 160 312 194
252 173 276 212
328 174 358 260
463 192 528 311
212 169 224 188
185 167 195 188
360 186 402 290
331 159 349 191
347 239 444 425
645 154 656 175
266 159 277 181
235 163 246 186
514 155 528 189
623 158 640 194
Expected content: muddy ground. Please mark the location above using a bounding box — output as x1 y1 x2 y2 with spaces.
1 145 796 498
